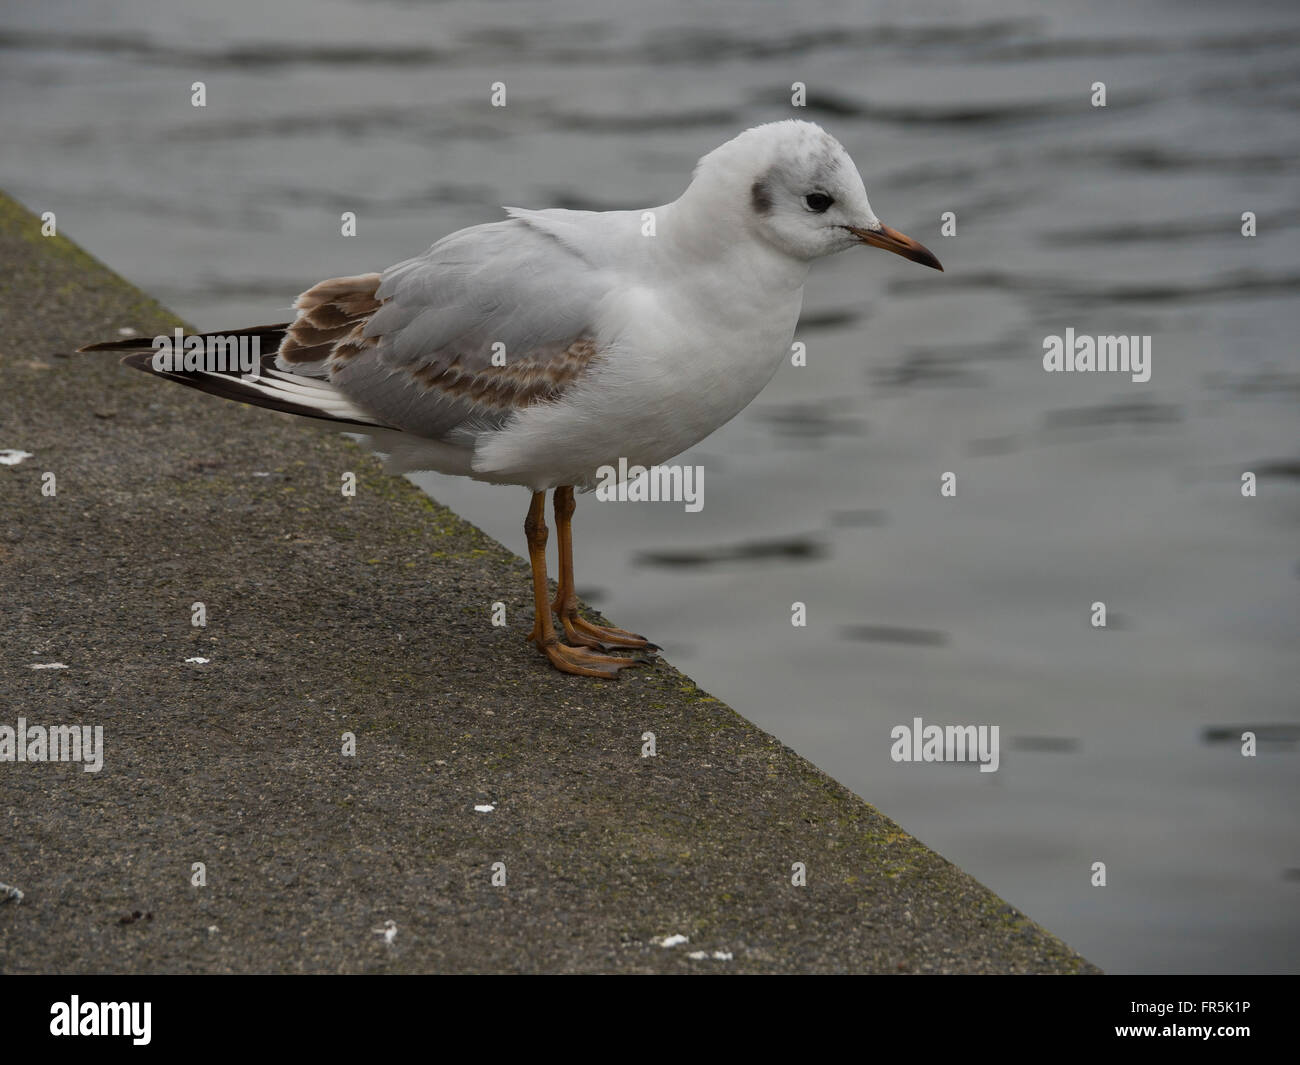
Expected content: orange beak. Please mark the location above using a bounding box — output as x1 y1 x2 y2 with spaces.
847 223 943 271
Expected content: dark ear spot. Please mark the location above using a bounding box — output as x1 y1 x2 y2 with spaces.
750 178 773 215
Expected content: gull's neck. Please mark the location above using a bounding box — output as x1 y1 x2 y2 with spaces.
655 191 810 298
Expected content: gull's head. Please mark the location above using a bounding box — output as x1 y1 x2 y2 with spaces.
685 120 942 270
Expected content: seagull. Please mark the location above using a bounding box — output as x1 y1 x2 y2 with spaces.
82 120 942 679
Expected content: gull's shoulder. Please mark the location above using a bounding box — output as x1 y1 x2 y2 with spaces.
502 205 650 265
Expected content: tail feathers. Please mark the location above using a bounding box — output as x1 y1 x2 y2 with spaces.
81 327 389 430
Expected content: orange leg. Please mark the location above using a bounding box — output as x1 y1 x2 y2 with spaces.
550 486 658 653
524 490 644 679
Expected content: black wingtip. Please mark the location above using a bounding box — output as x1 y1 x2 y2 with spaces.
113 349 385 430
118 351 157 370
78 323 294 355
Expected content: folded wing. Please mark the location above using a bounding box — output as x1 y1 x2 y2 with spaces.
286 216 617 444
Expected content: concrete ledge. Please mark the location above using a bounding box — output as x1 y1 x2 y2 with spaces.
0 191 1097 973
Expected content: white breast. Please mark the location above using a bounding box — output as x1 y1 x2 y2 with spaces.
470 208 811 490
473 278 804 490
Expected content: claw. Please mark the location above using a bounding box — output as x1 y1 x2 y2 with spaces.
559 611 659 653
537 638 644 679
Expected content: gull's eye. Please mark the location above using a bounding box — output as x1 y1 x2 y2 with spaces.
804 192 834 213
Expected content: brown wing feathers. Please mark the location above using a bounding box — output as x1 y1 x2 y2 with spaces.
277 273 382 367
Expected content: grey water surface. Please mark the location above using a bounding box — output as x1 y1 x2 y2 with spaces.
2 0 1297 973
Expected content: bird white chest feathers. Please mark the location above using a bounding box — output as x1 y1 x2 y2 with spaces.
473 240 807 491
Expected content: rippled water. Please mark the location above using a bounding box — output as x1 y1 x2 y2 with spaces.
4 0 1297 973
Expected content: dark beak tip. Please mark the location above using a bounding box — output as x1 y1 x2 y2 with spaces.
902 246 944 272
854 223 945 273
907 240 944 273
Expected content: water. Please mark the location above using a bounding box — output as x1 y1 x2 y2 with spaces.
3 0 1297 973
